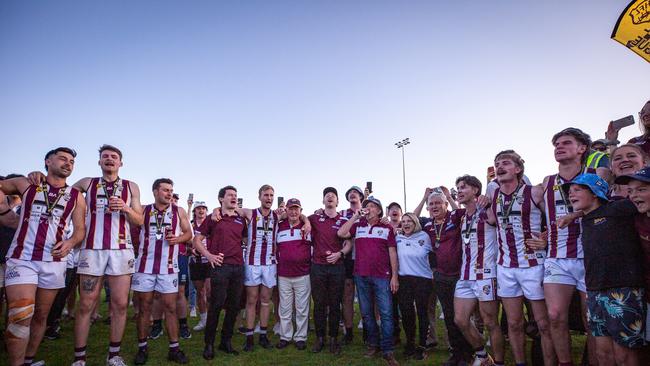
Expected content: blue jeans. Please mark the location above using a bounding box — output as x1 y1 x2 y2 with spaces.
355 275 394 353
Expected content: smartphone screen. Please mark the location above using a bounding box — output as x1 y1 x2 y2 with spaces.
278 196 284 207
366 181 373 193
237 198 243 208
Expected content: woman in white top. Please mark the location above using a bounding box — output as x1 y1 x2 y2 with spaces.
396 213 433 360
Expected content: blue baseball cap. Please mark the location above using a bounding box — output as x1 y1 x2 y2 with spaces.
561 173 609 202
614 166 650 185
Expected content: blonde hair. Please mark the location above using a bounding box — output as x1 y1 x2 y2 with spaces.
401 213 422 233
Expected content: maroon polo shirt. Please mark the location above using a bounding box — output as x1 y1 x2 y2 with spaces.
197 213 247 266
422 209 464 277
308 212 347 265
276 220 311 277
348 218 396 279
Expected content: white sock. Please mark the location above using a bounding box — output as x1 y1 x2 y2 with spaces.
200 312 207 323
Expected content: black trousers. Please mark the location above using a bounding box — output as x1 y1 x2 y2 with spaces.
310 263 345 338
434 272 473 356
204 264 244 346
47 267 77 327
397 275 432 347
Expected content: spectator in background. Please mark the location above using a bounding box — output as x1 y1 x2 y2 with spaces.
395 212 433 360
609 144 649 199
415 190 473 366
607 100 650 156
338 196 400 366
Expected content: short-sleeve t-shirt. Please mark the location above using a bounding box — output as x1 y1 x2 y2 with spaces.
308 212 347 265
582 199 644 291
421 210 464 277
349 218 396 279
276 220 312 277
635 213 650 301
197 213 247 266
396 231 433 279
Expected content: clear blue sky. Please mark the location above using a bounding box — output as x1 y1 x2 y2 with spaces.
1 0 649 212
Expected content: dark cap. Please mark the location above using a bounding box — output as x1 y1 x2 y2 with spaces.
323 187 338 198
615 166 650 185
387 202 402 212
286 198 302 208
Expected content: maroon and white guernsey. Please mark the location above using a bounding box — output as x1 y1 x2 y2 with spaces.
543 174 582 259
339 208 356 260
246 208 278 266
275 220 312 277
9 184 79 262
460 210 497 280
492 184 545 268
84 177 133 250
136 204 180 274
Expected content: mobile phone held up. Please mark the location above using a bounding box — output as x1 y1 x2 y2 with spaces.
612 115 635 131
277 196 284 208
366 181 373 194
237 198 243 208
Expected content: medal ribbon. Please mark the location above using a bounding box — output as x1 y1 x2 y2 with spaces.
42 182 66 216
498 183 524 223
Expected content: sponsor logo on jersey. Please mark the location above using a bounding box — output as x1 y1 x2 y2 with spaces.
482 285 491 295
128 259 135 269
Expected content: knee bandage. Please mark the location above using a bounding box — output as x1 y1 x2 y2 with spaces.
6 298 35 339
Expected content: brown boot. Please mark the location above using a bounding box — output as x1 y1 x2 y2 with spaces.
383 352 400 366
364 346 379 358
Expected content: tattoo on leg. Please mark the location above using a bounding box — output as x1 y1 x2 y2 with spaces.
82 278 98 293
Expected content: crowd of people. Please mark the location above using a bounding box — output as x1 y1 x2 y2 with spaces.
1 100 650 366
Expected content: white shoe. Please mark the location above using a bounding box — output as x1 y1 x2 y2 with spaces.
273 322 281 335
190 307 197 317
193 320 206 331
106 355 127 366
71 361 85 366
32 361 45 366
357 319 363 329
439 312 445 320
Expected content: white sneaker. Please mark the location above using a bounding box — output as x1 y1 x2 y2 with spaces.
32 361 45 366
273 322 281 335
193 320 206 331
189 307 197 317
71 361 85 366
357 319 363 329
106 355 127 366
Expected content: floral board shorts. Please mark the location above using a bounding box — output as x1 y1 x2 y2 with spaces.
586 287 646 348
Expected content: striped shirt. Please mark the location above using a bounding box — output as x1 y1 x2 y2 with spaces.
246 208 278 266
544 174 582 259
84 177 133 250
492 184 545 268
459 210 497 280
136 204 180 274
8 184 79 262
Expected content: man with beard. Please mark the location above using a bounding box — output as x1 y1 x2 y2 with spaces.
132 179 192 364
2 147 86 366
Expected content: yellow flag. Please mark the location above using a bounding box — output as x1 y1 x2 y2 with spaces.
611 0 650 63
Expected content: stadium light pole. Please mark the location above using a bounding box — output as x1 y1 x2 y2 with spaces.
395 138 410 211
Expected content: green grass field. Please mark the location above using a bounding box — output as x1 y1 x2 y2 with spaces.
1 294 587 366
